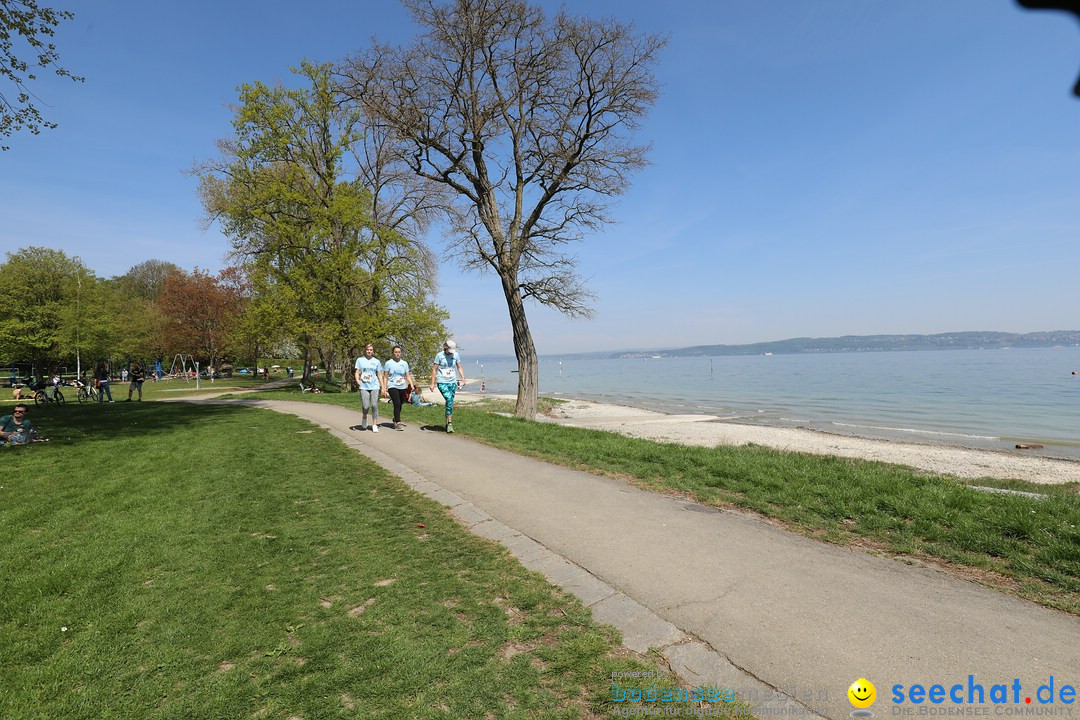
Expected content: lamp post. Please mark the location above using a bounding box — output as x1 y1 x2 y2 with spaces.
75 270 82 381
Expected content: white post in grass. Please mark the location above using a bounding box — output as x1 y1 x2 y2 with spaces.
195 362 200 390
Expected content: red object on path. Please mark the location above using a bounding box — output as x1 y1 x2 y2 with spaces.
416 523 426 528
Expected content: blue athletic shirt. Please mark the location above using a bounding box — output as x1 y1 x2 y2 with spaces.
433 351 460 385
354 356 383 390
384 359 410 389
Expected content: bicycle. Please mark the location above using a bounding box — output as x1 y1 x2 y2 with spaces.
31 381 65 407
76 381 95 403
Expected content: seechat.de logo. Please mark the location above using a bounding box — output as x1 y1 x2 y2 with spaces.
850 678 878 718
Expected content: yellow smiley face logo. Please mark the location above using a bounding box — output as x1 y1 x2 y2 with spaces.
848 678 877 709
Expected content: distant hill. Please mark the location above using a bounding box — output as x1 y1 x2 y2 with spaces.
613 331 1080 358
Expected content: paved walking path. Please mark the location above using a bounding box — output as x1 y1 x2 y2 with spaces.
196 394 1080 720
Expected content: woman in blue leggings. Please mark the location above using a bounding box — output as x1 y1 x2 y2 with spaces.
429 339 466 433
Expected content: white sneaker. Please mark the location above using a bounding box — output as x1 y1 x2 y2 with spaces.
372 424 379 433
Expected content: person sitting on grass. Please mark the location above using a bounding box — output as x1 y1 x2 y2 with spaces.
12 378 29 401
409 386 433 407
0 404 35 446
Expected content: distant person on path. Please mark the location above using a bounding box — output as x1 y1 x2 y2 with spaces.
430 339 465 433
0 404 34 446
382 345 415 431
121 368 128 383
354 343 384 432
95 362 113 403
127 361 146 401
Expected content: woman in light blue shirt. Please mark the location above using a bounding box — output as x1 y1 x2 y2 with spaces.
354 343 384 432
429 339 465 433
381 345 415 431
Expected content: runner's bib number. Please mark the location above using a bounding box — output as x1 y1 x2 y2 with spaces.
438 368 456 381
390 376 406 388
360 371 374 383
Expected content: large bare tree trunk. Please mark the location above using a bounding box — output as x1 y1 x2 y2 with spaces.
503 275 538 418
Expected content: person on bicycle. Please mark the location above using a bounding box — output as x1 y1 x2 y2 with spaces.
127 362 146 402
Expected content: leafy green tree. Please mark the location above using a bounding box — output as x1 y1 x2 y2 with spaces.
341 0 664 417
1 0 84 150
0 246 84 372
195 61 446 385
106 260 182 370
116 260 181 302
57 270 123 374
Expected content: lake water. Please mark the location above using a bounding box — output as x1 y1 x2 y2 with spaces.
466 347 1080 461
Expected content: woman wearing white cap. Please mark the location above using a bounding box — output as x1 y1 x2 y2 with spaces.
430 339 466 433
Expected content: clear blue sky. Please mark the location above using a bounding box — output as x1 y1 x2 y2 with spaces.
3 1 1079 355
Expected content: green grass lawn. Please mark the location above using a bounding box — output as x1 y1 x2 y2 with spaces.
1 401 740 720
241 386 1080 615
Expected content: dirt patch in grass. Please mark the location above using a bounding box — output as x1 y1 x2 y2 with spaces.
347 598 376 617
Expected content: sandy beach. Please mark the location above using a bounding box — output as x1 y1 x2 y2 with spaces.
455 392 1080 485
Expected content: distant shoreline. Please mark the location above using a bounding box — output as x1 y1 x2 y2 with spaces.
632 330 1080 358
457 390 1080 485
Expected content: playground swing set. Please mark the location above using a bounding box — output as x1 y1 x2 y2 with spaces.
164 354 202 388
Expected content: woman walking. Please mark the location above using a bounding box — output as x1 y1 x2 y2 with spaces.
430 339 465 433
382 345 415 431
354 344 384 432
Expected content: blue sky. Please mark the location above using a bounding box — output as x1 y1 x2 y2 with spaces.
3 1 1079 355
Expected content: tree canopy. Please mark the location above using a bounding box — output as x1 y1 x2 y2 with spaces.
194 62 447 384
157 267 242 368
0 247 262 377
0 246 85 369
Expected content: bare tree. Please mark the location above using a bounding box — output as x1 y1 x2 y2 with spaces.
340 0 664 418
349 121 442 294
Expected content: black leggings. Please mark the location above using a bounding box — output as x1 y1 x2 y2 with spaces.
388 387 406 423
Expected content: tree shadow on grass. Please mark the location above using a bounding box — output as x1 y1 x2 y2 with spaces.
2 401 274 451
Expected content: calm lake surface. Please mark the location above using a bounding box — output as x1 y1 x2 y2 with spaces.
466 347 1080 460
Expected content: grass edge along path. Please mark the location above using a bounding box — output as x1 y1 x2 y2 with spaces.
241 388 1080 616
0 402 746 720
